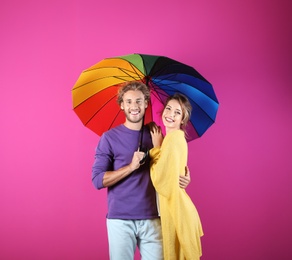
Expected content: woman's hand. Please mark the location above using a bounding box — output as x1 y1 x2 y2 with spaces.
148 122 164 148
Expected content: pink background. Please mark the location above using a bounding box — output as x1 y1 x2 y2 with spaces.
1 0 291 259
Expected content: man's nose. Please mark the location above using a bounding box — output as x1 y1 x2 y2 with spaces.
131 102 139 109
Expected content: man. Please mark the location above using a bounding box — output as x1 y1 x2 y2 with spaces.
92 81 190 260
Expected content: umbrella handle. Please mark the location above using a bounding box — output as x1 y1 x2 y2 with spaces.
139 148 149 165
138 116 148 165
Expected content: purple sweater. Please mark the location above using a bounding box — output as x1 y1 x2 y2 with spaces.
92 124 159 219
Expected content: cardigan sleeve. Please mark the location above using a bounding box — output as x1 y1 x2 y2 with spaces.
150 130 187 199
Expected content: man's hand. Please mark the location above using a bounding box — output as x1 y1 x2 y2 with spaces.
129 151 146 171
179 166 191 189
102 150 145 187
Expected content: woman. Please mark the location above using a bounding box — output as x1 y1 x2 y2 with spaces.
149 93 203 260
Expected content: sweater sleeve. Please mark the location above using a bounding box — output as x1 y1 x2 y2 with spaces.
150 131 187 199
92 134 113 190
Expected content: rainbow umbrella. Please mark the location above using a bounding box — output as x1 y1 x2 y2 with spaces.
72 53 219 142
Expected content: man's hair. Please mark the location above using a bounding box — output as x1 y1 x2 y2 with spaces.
117 81 150 105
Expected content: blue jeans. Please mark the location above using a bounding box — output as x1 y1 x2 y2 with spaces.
106 218 163 260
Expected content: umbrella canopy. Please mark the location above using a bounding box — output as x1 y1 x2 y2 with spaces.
72 53 219 141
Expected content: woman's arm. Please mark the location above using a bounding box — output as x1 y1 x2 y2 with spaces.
150 131 187 198
148 122 190 189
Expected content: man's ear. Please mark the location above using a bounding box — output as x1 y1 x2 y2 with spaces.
120 104 124 110
145 100 148 108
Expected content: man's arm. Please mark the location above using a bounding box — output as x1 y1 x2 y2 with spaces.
179 166 191 189
102 151 145 187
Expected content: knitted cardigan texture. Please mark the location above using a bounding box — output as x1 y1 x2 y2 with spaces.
150 130 203 260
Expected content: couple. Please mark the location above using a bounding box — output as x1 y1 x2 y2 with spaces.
92 81 203 260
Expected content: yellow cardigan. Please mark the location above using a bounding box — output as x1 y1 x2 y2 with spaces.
150 130 203 260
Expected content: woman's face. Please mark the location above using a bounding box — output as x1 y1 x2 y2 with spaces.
162 99 183 132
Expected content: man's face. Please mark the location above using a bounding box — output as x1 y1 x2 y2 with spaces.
121 90 148 124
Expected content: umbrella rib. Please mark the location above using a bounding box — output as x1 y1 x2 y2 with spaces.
73 67 144 90
151 78 218 123
114 66 144 82
84 60 145 79
150 85 169 103
84 92 118 125
153 73 218 104
153 73 218 103
151 61 210 84
108 109 124 130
